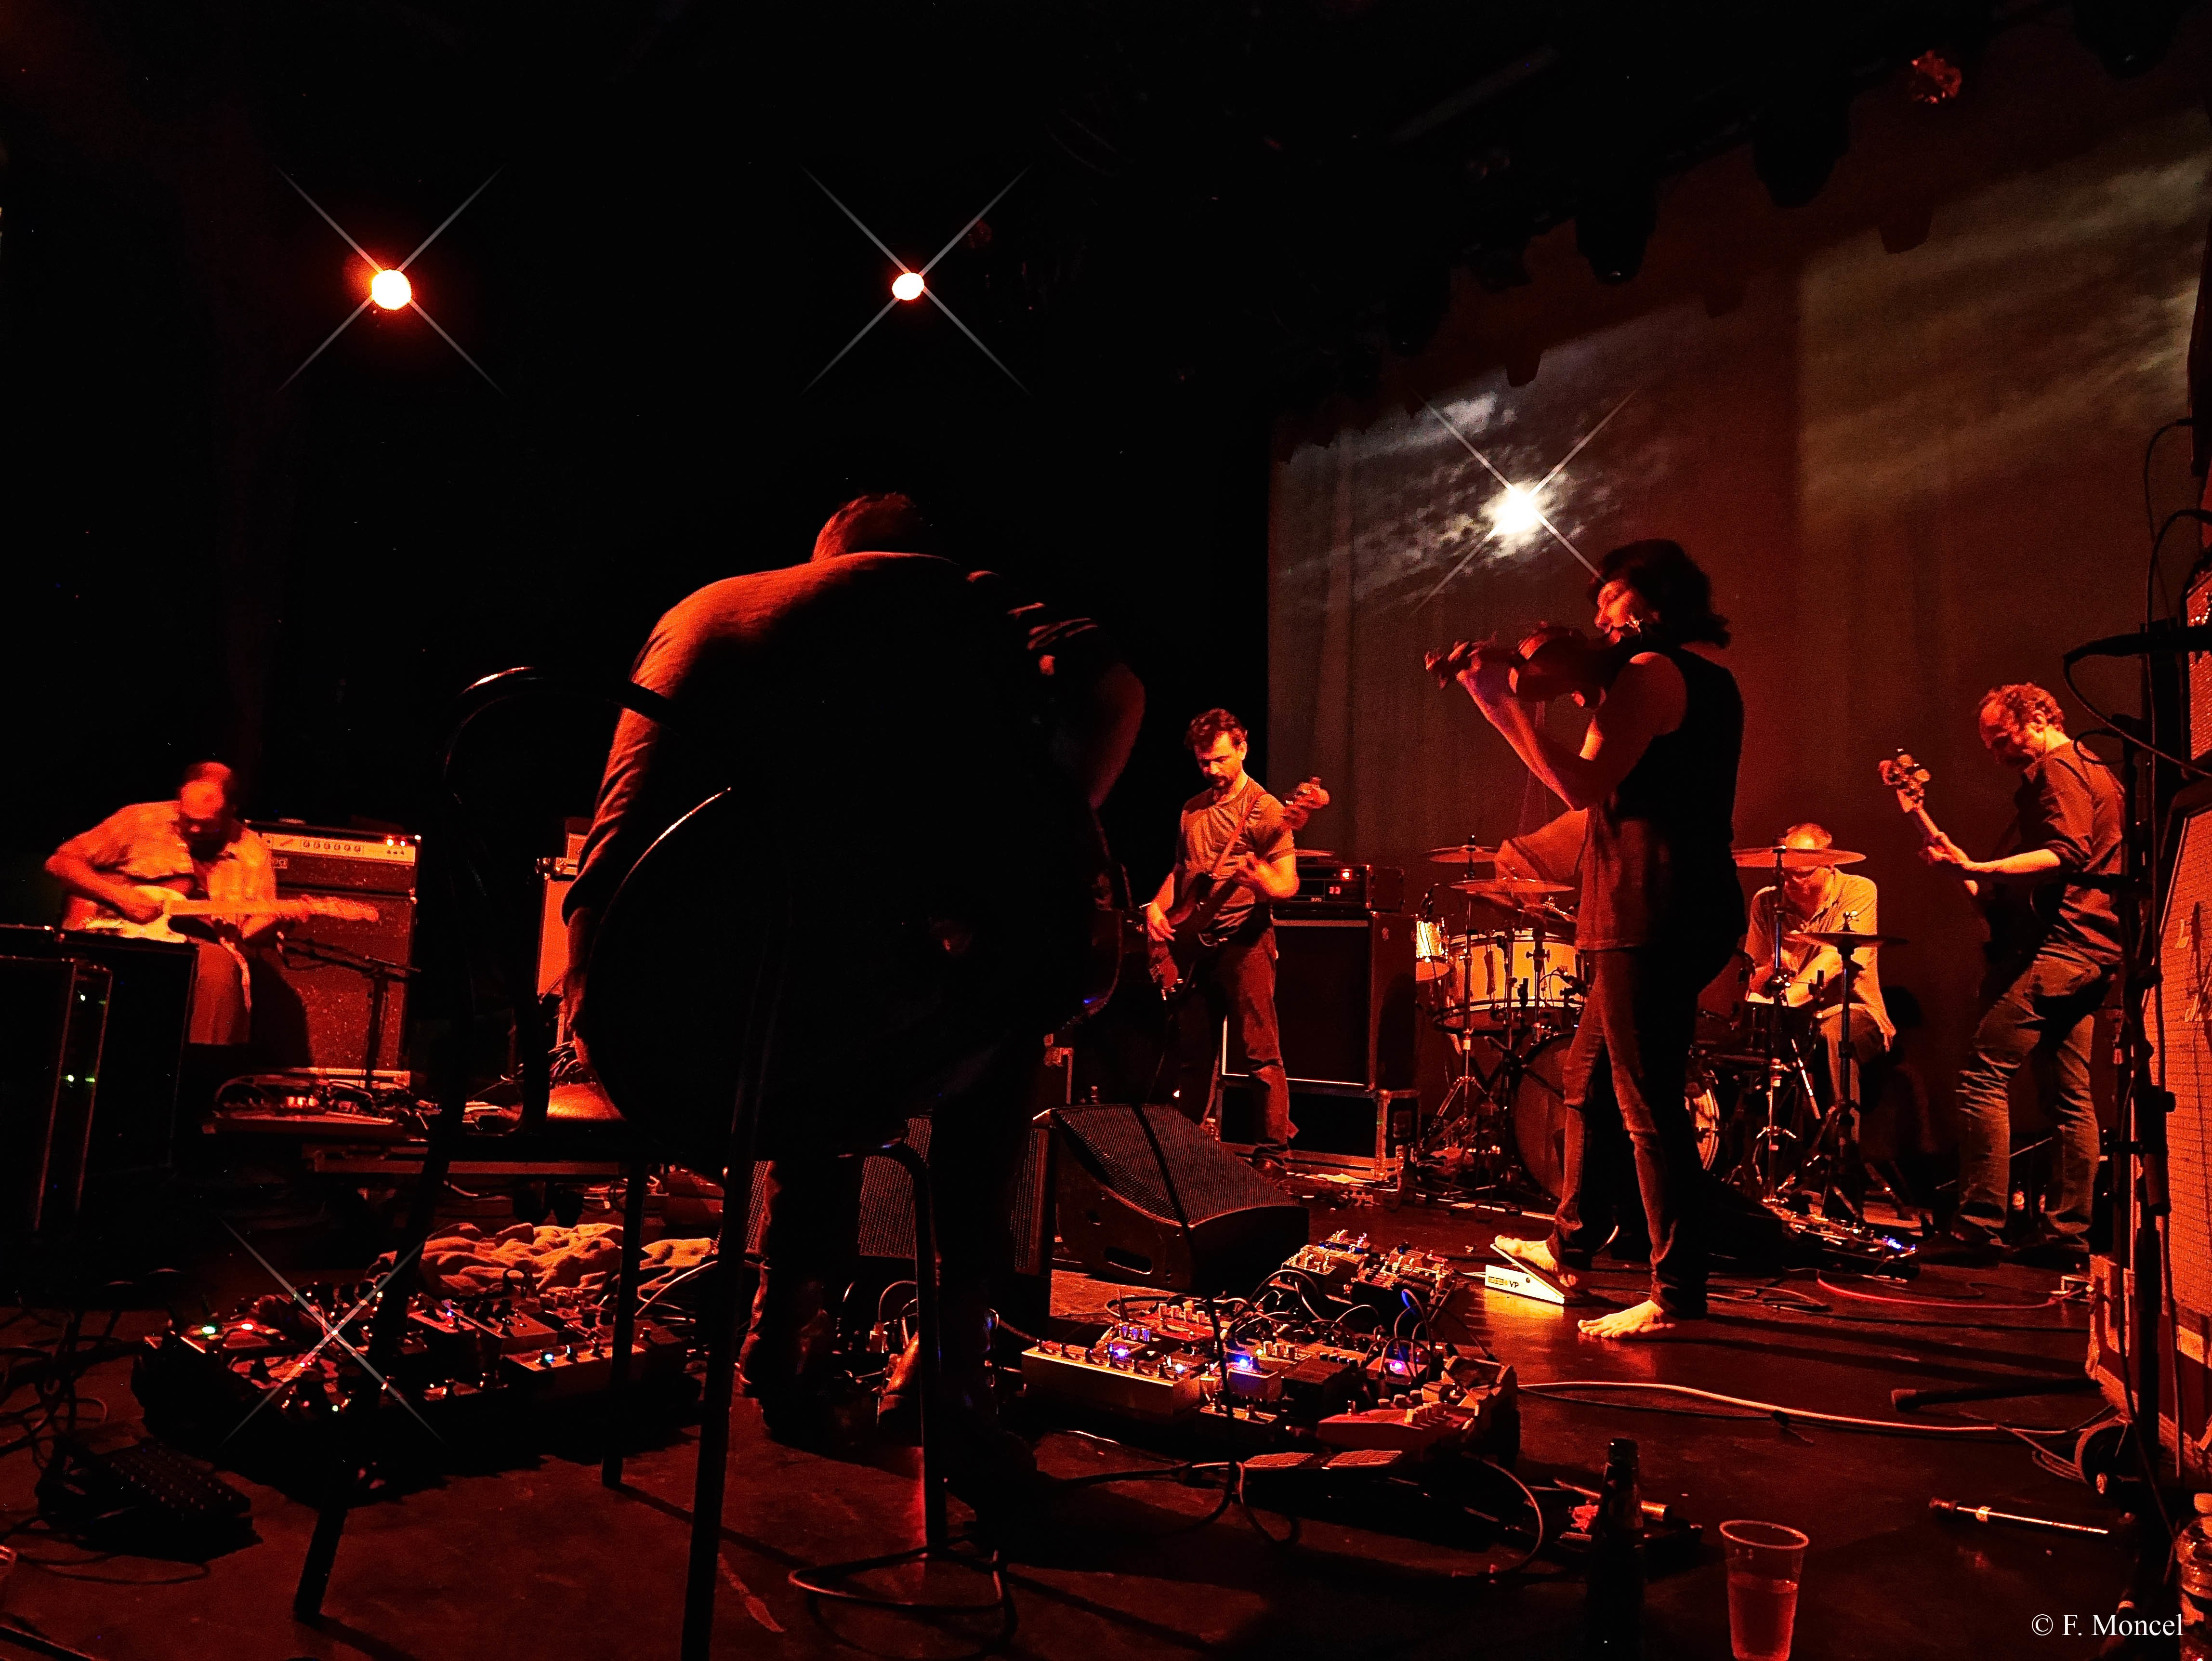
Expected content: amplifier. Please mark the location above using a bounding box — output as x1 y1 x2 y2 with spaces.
249 823 419 1074
535 826 588 1000
0 956 111 1234
0 926 191 1174
250 824 420 896
2191 567 2212 765
1282 855 1402 917
1225 914 1416 1089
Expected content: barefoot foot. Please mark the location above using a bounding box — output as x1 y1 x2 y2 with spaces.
1492 1236 1576 1285
1577 1298 1680 1340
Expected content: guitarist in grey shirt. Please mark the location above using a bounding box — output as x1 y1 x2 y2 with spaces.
1143 709 1302 1156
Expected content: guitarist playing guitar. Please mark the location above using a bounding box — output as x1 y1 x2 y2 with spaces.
1143 709 1324 1162
1879 682 2121 1270
47 761 285 1047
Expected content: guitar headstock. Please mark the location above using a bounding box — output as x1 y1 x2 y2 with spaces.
1282 778 1330 831
1877 751 1930 814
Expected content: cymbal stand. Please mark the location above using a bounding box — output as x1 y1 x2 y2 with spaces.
1748 845 1796 1199
1785 932 1907 1225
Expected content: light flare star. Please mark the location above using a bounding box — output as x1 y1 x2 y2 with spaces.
279 169 502 393
216 1219 441 1446
1414 389 1641 607
803 167 1029 395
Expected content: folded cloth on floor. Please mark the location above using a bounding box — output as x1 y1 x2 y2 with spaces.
379 1222 712 1296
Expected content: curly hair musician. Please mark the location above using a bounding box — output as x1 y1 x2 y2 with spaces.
1143 709 1302 1160
1917 683 2119 1270
1462 540 1743 1340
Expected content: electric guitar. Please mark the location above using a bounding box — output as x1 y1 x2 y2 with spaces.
1149 778 1328 997
69 883 380 944
1877 751 2037 968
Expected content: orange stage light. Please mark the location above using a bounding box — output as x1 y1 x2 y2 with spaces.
891 271 925 302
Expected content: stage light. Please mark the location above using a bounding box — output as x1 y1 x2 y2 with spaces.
369 268 411 310
891 270 925 302
1491 485 1543 535
1576 177 1657 285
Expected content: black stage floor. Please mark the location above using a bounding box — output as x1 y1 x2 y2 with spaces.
0 1191 2131 1661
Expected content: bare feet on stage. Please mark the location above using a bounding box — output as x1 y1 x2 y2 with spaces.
1577 1299 1679 1341
1492 1236 1577 1286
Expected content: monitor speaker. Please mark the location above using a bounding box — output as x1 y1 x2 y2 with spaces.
1050 1102 1308 1292
1224 915 1415 1089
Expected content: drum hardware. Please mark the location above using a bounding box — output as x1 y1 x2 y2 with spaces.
1448 876 1576 903
1781 927 1909 1226
1729 844 1867 870
1423 842 1501 866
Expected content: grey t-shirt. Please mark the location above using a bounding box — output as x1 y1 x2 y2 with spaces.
1174 776 1293 944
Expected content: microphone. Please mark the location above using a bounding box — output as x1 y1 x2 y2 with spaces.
2062 620 2212 663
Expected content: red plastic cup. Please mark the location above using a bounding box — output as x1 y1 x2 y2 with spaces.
1721 1520 1808 1661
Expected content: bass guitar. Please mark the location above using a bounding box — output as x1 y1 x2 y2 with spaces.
1876 751 2037 969
69 883 381 945
1149 778 1328 998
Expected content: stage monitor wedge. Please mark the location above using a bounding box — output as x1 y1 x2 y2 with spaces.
1052 1102 1309 1292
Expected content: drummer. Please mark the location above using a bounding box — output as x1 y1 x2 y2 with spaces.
1742 822 1893 1118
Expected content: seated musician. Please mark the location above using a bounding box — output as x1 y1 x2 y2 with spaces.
1742 821 1893 1122
45 762 278 1047
564 493 1144 1509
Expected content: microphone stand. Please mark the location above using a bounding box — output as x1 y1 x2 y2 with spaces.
279 935 418 1087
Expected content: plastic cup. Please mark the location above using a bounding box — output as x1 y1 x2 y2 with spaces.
1721 1520 1808 1661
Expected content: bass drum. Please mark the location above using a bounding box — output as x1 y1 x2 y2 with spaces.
1508 1033 1724 1203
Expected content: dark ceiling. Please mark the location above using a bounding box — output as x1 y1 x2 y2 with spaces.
0 0 2194 914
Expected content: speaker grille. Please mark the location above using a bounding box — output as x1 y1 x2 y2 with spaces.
2158 805 2212 1318
1051 1104 1289 1225
2191 569 2212 765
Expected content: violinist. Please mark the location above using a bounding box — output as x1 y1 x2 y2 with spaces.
1447 540 1742 1340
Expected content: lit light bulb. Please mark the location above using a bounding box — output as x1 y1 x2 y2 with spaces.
891 270 925 302
1491 485 1542 535
369 269 412 310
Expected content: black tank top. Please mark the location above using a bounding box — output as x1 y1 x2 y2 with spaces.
1577 644 1744 952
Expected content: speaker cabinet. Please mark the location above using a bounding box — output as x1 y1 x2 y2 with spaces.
250 825 419 1075
1224 915 1415 1089
0 956 110 1234
0 926 190 1174
1051 1103 1308 1292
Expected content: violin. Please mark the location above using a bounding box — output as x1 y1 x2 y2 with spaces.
1424 621 1643 702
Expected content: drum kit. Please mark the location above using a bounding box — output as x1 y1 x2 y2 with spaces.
1413 837 1904 1226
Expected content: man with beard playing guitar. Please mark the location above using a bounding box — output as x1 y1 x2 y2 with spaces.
1143 709 1319 1164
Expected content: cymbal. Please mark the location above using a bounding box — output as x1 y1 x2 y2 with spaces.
1451 876 1574 900
1425 844 1501 864
1787 929 1907 950
1731 845 1867 870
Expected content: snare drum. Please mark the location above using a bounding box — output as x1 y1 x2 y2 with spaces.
1423 929 1580 1030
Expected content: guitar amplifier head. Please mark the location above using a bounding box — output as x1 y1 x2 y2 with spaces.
249 824 420 897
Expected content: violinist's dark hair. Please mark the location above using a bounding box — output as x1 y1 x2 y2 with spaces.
1588 539 1731 648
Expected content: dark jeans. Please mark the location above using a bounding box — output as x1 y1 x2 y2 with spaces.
746 1038 1041 1398
1551 941 1732 1318
1953 948 2112 1243
1169 928 1291 1144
